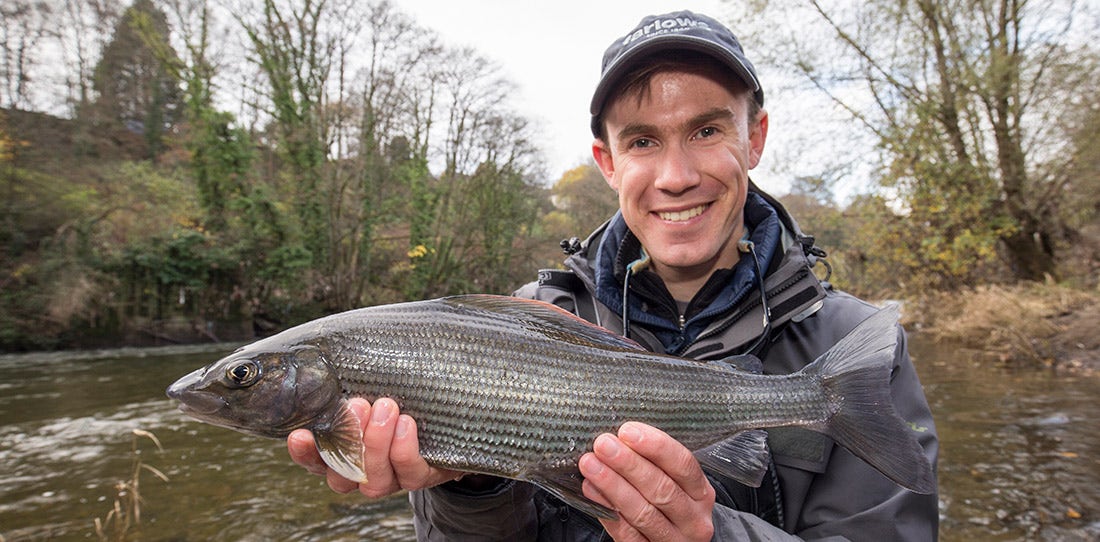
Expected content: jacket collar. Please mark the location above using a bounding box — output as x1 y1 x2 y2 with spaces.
564 183 827 356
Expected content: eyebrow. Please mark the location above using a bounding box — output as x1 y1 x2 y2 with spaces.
614 107 738 143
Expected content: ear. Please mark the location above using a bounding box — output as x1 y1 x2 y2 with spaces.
592 138 619 191
748 108 769 169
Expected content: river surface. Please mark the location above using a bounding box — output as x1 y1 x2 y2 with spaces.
1 338 1098 541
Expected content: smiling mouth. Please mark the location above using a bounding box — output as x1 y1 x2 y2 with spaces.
657 204 709 222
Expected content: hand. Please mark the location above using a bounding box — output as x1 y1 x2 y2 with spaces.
287 397 462 498
578 422 715 542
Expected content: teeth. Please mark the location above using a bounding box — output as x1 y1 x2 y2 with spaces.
658 204 708 222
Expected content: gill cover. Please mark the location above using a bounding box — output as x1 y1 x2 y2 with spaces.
285 344 367 483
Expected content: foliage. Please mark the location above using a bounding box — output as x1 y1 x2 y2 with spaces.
87 0 183 159
5 1 1095 350
732 0 1100 286
551 163 621 236
0 0 562 350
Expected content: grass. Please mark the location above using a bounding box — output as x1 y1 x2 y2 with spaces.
904 281 1100 370
94 429 169 542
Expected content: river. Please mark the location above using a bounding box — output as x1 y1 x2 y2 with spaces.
1 338 1097 541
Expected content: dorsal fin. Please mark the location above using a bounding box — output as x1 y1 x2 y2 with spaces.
706 354 763 374
441 295 644 351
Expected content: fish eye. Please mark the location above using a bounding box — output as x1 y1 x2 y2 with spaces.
226 361 261 387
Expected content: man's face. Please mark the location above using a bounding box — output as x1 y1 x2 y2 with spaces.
592 67 768 288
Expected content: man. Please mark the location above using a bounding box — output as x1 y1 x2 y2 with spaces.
288 10 939 540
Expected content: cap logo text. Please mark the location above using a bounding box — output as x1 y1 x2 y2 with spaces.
622 17 710 47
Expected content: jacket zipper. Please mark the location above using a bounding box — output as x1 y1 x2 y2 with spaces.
673 267 811 356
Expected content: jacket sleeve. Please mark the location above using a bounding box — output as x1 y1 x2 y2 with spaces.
411 478 538 541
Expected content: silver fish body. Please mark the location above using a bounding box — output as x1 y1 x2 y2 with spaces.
167 295 935 518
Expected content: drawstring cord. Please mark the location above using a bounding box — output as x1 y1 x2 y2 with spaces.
621 248 650 339
738 238 773 357
739 238 785 529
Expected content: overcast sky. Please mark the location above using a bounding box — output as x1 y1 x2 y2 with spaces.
399 0 749 183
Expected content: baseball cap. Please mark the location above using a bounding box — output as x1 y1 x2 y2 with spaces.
590 11 764 136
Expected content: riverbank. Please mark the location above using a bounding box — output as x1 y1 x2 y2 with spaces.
5 281 1098 374
901 282 1100 373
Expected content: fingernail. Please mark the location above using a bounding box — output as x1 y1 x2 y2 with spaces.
619 423 642 445
595 434 620 458
580 453 605 476
371 399 392 426
394 415 410 439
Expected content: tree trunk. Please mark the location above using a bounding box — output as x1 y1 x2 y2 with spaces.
1000 225 1056 281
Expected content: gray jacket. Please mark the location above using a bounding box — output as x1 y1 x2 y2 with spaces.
412 190 939 541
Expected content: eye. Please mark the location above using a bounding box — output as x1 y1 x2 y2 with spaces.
226 361 261 387
693 126 718 140
630 137 656 149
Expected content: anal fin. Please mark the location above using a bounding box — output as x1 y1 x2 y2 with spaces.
694 429 771 487
528 469 617 520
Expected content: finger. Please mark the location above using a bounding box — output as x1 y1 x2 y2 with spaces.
612 423 715 540
389 414 424 487
604 429 692 512
287 429 326 476
581 434 679 538
619 422 712 502
389 414 453 489
579 455 649 542
359 397 400 498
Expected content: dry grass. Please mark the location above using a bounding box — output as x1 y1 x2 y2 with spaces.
906 282 1100 369
94 429 169 542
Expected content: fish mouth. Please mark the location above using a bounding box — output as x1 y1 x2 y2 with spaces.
166 369 225 415
171 389 227 415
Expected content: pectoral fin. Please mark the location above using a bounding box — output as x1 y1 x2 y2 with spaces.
528 469 617 520
312 401 366 483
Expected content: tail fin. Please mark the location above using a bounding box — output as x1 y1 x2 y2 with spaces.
804 306 936 494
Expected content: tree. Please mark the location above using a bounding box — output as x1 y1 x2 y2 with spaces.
341 0 443 306
780 175 846 253
550 162 620 237
90 0 183 158
44 0 122 116
0 1 54 110
733 0 1100 285
403 47 524 298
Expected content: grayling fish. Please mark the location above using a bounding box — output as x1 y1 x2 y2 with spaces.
166 295 934 518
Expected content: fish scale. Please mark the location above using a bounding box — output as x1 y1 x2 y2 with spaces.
167 294 936 519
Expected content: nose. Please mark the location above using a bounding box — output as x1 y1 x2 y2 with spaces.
652 144 701 195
